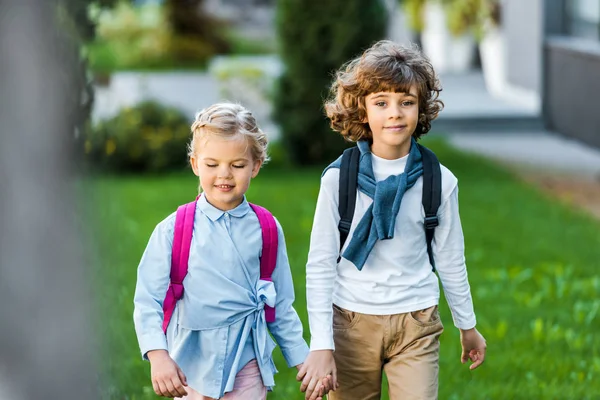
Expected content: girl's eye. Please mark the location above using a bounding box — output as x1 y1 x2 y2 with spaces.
375 101 386 107
402 101 414 106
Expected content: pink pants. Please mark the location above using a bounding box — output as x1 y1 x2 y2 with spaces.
178 359 267 400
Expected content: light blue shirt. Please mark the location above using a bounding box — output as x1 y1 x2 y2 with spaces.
133 196 309 398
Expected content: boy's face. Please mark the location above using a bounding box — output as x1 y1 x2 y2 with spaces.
364 86 419 159
190 135 262 211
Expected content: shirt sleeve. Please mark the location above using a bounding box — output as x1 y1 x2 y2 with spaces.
305 169 341 351
132 215 174 359
432 183 477 330
266 218 310 368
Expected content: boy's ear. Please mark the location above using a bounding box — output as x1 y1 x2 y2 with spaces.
251 159 263 178
190 156 200 177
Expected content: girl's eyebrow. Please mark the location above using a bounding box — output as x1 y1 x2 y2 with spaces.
202 157 249 162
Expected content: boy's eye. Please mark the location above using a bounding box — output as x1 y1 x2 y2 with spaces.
206 164 217 168
232 164 246 169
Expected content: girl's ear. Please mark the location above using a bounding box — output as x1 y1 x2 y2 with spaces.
190 156 200 177
251 159 263 178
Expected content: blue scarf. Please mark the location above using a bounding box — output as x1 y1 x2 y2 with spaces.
325 138 423 270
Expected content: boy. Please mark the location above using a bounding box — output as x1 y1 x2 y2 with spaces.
296 41 486 400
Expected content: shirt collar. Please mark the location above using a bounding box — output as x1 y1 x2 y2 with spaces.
197 194 251 221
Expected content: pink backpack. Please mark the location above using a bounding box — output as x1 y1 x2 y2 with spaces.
161 198 278 333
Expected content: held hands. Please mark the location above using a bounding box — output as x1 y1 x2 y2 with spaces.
296 350 339 400
147 349 188 398
459 327 487 370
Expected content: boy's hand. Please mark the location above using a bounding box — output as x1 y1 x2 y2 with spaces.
147 350 188 398
296 350 338 400
296 363 331 400
459 328 487 370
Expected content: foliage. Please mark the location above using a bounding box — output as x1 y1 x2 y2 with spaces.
273 0 388 165
83 101 191 172
87 1 229 72
400 0 501 39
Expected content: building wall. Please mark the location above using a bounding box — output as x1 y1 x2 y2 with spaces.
542 0 600 148
504 0 544 93
544 37 600 147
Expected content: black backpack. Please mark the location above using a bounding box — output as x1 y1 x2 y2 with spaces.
337 144 442 270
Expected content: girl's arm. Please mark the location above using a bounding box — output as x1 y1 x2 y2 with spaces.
265 219 310 368
133 216 174 359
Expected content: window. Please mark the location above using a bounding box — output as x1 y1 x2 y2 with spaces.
567 0 600 40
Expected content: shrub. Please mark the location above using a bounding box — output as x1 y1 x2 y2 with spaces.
84 102 191 172
87 1 228 71
273 0 388 166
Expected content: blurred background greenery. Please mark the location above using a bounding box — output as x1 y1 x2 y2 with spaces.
51 0 600 398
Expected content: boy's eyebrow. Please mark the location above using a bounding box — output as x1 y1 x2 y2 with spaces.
369 92 417 100
369 93 389 100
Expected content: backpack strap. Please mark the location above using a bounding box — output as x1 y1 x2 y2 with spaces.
249 203 278 323
418 144 442 271
336 144 442 272
337 146 360 260
162 200 196 333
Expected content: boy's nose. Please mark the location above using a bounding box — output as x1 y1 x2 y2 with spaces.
389 106 403 118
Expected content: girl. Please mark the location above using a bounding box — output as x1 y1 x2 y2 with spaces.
133 103 313 399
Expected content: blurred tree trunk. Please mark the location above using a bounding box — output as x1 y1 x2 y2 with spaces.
0 0 99 398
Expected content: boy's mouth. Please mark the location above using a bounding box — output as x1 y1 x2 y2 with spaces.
384 125 407 131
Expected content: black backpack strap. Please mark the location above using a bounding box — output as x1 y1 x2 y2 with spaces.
419 144 442 271
338 146 360 260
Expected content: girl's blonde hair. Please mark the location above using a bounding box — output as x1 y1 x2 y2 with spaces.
188 103 269 165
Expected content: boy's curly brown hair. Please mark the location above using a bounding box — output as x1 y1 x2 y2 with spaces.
325 40 443 142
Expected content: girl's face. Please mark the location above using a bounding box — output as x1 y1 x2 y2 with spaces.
364 86 419 159
190 135 262 211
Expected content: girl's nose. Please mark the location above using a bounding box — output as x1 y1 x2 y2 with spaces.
217 166 232 178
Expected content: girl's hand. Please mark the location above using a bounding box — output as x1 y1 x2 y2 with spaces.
295 363 332 400
296 350 339 400
459 328 487 370
147 350 188 398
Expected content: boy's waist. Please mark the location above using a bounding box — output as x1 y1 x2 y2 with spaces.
332 296 439 316
332 273 440 316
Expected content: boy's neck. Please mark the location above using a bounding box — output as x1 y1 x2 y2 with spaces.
370 138 412 160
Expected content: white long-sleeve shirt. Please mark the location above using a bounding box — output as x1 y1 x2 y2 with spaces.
306 152 477 351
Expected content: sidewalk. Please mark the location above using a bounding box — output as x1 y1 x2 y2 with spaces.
445 130 600 218
446 130 600 179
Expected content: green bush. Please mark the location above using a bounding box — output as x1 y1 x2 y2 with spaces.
87 1 227 72
273 0 388 166
84 102 191 172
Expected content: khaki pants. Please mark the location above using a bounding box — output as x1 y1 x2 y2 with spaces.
329 304 444 400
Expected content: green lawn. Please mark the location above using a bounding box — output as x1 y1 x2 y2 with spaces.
87 140 600 399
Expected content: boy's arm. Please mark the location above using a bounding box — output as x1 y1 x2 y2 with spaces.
305 169 341 351
265 219 310 368
133 217 174 360
432 183 477 330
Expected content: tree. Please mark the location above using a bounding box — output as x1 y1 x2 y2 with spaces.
165 0 231 55
274 0 388 166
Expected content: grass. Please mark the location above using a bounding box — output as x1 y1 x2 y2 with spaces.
86 140 600 399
